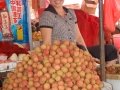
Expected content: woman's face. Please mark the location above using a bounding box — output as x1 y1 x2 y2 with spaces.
49 0 64 8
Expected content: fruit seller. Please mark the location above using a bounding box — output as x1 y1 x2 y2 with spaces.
39 0 86 50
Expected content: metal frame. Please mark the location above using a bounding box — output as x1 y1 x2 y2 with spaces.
26 0 33 50
99 0 106 81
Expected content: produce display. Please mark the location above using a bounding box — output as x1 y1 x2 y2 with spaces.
2 41 103 90
32 31 42 41
106 64 120 74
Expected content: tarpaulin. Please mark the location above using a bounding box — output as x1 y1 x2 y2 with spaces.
104 0 120 32
75 10 99 47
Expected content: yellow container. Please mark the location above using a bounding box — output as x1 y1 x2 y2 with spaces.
17 25 23 40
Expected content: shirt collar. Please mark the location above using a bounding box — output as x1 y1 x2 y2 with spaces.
45 4 68 15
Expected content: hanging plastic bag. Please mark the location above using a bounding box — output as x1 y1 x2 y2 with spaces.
104 0 120 32
114 0 120 22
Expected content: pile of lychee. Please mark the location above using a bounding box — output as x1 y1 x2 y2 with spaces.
2 41 103 90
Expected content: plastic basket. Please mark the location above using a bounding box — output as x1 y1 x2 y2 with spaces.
113 34 120 49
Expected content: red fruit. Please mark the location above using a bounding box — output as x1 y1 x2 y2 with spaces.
33 76 40 82
34 82 40 88
43 49 50 56
28 72 33 78
27 66 33 72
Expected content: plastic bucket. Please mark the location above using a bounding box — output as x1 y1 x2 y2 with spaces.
113 34 120 49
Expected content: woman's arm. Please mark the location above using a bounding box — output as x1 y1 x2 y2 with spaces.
40 28 52 45
76 23 87 50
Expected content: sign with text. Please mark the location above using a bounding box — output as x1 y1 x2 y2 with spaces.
5 0 29 48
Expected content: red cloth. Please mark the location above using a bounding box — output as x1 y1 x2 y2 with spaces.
0 0 6 9
0 41 28 57
75 10 99 47
104 0 120 32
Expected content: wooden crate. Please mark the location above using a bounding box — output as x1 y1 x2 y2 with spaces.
106 64 120 90
106 74 120 80
106 64 120 79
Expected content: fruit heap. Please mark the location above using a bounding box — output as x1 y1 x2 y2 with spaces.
2 41 103 90
106 64 120 74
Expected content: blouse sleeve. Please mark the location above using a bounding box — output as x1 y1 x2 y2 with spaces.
39 11 55 29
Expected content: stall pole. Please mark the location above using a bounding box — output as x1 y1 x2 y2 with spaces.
99 0 106 81
26 0 33 50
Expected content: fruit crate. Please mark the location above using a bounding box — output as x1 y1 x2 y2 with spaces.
0 71 12 90
0 61 19 80
0 65 15 90
106 64 120 79
0 61 18 87
106 64 120 90
0 62 17 72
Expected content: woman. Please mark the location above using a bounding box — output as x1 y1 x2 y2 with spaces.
39 0 86 49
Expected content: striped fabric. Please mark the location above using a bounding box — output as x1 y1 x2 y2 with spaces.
39 5 77 43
